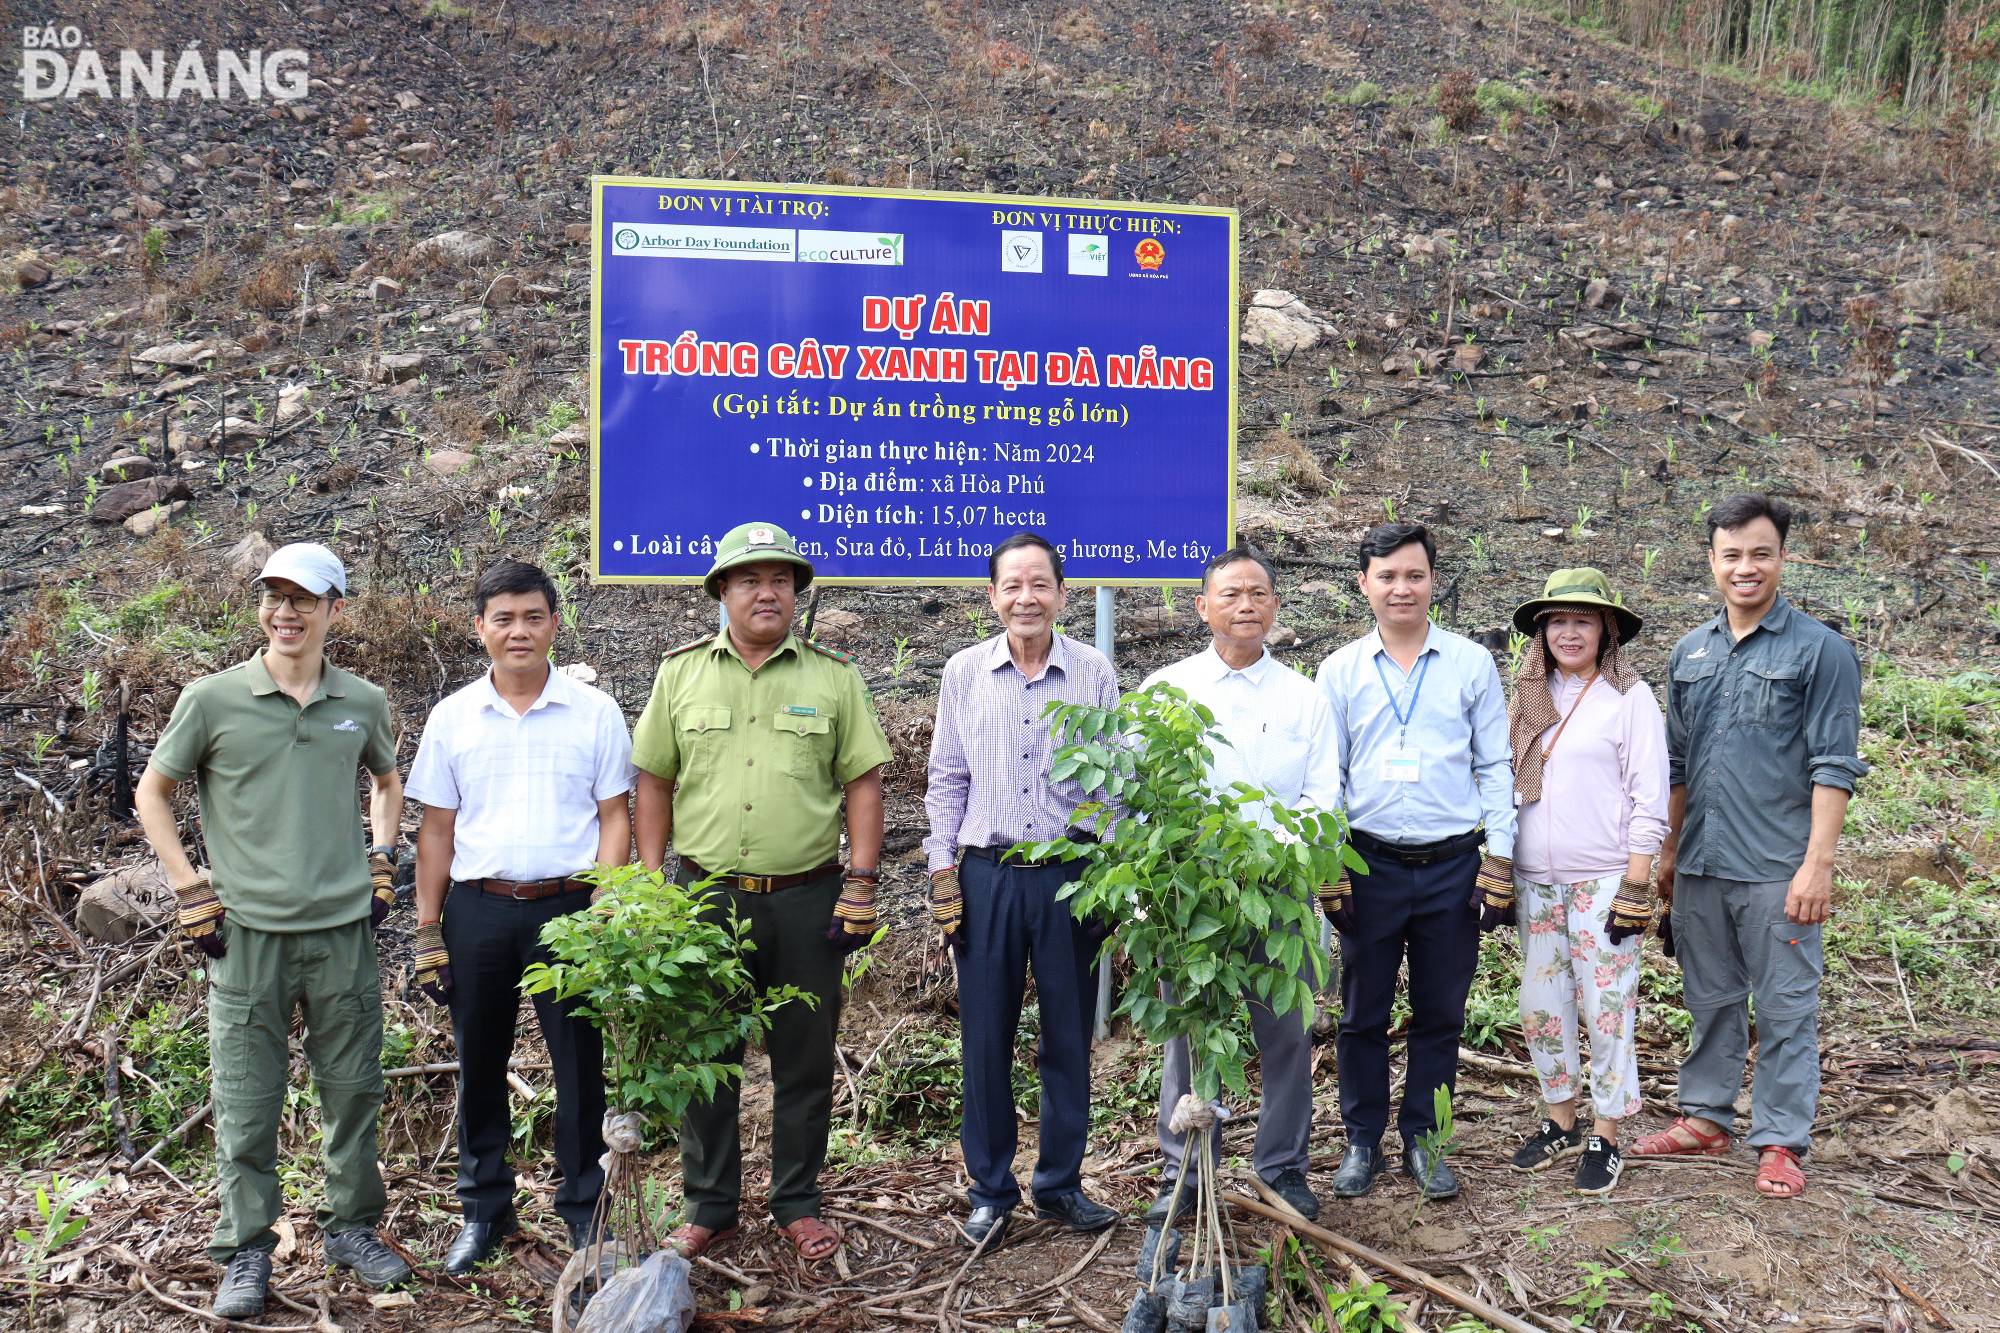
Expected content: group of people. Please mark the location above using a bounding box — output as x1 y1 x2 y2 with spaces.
135 491 1863 1320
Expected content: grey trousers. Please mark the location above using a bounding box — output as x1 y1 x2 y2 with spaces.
1672 873 1823 1152
1157 933 1318 1183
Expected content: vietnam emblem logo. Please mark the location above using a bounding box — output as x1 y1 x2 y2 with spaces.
748 526 775 545
1134 238 1165 270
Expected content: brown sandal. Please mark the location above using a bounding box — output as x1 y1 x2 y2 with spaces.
781 1216 841 1262
666 1222 739 1260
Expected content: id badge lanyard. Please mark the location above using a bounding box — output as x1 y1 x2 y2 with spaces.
1373 651 1430 783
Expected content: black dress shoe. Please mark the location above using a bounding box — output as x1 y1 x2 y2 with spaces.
1402 1144 1460 1200
445 1215 517 1276
1033 1191 1118 1232
1144 1178 1193 1227
1331 1144 1388 1198
1267 1167 1322 1221
566 1216 613 1252
960 1206 1012 1249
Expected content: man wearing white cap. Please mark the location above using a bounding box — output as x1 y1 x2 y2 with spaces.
136 542 412 1317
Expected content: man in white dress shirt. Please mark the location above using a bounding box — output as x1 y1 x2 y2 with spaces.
1141 545 1342 1223
404 561 636 1272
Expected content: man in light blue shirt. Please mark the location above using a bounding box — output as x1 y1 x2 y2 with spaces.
1141 545 1341 1224
1316 522 1516 1200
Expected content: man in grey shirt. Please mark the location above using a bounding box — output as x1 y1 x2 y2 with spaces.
1633 493 1866 1201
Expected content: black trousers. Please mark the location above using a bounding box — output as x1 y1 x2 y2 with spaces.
1335 846 1480 1150
442 881 606 1227
956 853 1098 1212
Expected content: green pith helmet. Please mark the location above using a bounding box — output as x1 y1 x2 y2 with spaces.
1511 566 1643 643
702 521 816 600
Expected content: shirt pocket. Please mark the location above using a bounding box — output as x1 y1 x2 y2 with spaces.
1671 659 1722 726
772 707 834 780
677 705 732 779
1740 660 1805 732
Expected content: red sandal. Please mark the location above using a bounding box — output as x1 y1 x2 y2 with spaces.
1630 1117 1731 1157
781 1216 841 1262
666 1222 739 1260
1756 1146 1806 1198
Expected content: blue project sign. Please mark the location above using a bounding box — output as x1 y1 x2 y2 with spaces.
589 177 1238 585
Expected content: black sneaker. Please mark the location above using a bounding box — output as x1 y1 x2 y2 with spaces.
212 1246 272 1319
324 1227 413 1288
1574 1136 1623 1195
1510 1118 1584 1173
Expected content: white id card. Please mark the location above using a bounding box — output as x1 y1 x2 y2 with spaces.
1380 745 1421 783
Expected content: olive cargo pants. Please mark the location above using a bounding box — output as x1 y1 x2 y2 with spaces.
675 867 844 1231
206 918 387 1262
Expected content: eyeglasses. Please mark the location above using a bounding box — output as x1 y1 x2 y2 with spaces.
257 588 327 614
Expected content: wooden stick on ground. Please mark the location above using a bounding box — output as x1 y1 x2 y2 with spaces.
1876 1265 1954 1330
1226 1188 1541 1333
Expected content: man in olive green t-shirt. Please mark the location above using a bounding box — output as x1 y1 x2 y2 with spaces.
633 522 891 1265
135 543 410 1318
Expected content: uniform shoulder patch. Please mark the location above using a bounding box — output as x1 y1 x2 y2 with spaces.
662 633 718 660
805 639 856 664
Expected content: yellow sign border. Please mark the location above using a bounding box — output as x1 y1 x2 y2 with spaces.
587 176 1238 588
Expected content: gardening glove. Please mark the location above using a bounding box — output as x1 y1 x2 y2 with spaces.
1473 854 1515 934
414 920 453 1004
1604 876 1654 946
827 872 879 954
1657 908 1677 959
931 866 966 955
1318 866 1357 937
368 852 397 930
173 872 226 959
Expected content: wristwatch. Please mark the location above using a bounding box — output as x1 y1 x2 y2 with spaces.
369 844 397 860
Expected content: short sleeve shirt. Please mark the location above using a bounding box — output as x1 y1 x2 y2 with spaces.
404 667 635 882
630 632 893 875
150 650 398 933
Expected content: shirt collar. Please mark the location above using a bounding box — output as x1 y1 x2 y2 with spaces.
1707 592 1794 641
983 631 1069 678
713 630 802 669
245 649 344 702
1362 622 1442 667
1200 643 1273 682
478 664 569 717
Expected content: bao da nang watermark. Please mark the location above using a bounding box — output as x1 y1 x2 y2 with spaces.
19 27 309 101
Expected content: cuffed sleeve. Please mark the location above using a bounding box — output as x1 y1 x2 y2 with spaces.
1803 635 1868 792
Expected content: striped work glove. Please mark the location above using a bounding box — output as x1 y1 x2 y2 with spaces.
1473 854 1515 934
1318 865 1357 937
173 872 226 959
1604 876 1654 945
368 853 396 929
931 866 966 955
414 920 452 1004
827 871 879 954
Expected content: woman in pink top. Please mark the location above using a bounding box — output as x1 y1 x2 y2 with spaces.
1502 568 1670 1196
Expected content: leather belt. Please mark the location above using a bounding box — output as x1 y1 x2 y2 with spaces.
681 858 841 893
962 830 1097 869
1349 827 1484 867
463 876 592 900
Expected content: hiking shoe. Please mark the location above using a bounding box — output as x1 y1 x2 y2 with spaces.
1574 1136 1624 1195
1510 1118 1585 1173
1267 1168 1321 1222
213 1246 272 1319
324 1228 413 1288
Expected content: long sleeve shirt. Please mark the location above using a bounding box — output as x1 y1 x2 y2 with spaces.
1513 671 1671 882
1141 645 1342 835
1666 593 1868 881
1315 624 1516 859
923 632 1120 872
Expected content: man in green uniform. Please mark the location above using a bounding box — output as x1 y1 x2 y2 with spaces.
633 522 891 1265
134 543 412 1318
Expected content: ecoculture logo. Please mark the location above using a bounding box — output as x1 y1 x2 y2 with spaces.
18 26 311 102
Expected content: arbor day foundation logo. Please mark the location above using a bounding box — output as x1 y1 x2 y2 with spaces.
18 27 311 101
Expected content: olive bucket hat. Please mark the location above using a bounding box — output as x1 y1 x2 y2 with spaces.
1511 566 1642 643
702 521 816 600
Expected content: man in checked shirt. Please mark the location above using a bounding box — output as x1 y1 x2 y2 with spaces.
925 532 1121 1250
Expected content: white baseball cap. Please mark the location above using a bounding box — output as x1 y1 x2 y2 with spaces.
257 542 348 596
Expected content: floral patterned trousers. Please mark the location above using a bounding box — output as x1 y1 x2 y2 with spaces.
1514 873 1643 1123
